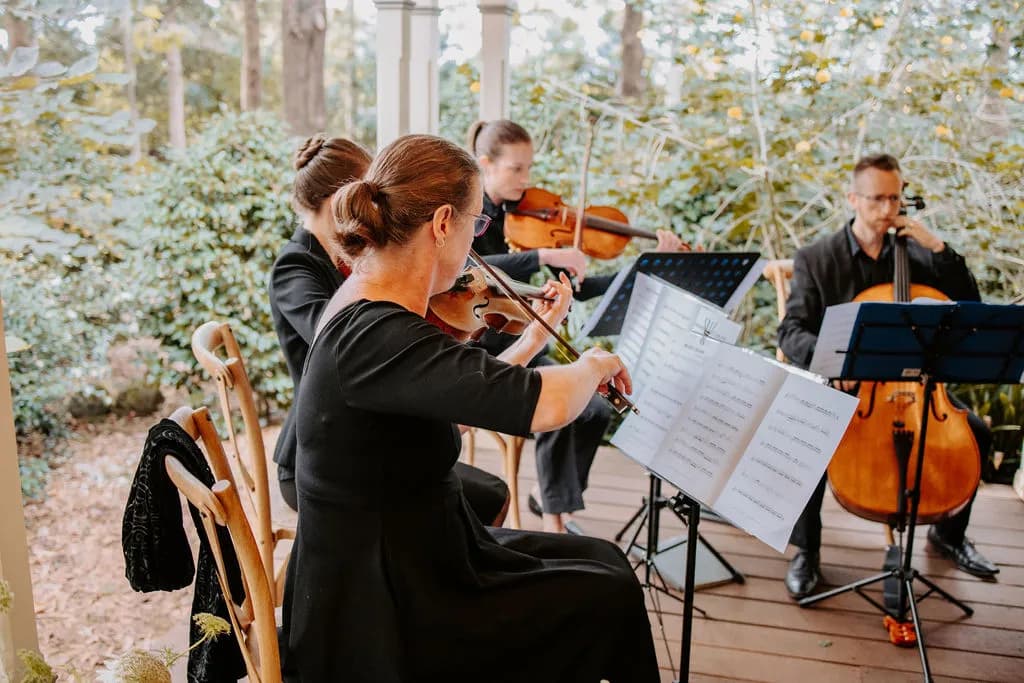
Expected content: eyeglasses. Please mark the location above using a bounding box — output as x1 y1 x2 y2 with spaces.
471 212 492 237
855 193 902 205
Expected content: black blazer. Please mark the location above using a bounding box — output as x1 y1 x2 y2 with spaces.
268 227 345 477
778 222 980 369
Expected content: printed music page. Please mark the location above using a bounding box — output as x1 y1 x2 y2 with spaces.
612 334 722 469
617 273 740 396
615 271 661 372
648 341 786 505
613 333 859 552
712 374 859 552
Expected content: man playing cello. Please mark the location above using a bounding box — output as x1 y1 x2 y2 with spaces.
778 153 998 600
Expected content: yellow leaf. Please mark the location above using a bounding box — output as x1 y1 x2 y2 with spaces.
940 35 954 46
141 4 163 21
58 73 95 87
685 45 699 55
795 140 811 153
5 75 38 90
469 81 480 94
727 106 743 120
999 86 1014 99
872 17 885 28
934 124 952 138
800 30 815 42
839 7 854 18
815 69 831 84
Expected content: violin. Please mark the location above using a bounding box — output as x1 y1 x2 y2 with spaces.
827 212 980 527
428 251 638 415
427 266 553 342
503 187 685 260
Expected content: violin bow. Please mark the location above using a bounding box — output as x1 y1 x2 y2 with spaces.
468 248 638 416
573 114 598 254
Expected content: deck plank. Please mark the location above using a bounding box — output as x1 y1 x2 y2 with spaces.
467 438 1024 682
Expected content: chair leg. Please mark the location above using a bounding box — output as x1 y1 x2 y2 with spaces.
504 436 526 530
464 427 476 466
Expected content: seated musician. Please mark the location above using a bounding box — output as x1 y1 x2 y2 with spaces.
268 135 511 526
279 134 659 682
467 119 682 534
778 153 997 599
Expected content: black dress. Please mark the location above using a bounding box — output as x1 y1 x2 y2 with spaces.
269 226 510 522
280 300 658 683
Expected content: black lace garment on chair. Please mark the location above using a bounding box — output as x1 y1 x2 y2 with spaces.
122 418 246 682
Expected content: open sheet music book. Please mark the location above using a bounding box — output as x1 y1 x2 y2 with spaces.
611 282 859 552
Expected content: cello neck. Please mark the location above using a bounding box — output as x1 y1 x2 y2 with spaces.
893 234 910 302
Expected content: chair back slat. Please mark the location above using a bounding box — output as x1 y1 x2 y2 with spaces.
762 259 795 363
191 321 275 587
164 423 281 682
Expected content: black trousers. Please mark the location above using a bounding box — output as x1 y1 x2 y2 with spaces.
531 356 613 515
278 462 510 525
790 399 992 553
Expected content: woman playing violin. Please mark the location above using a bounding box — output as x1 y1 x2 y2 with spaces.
468 119 682 533
268 135 512 528
280 134 658 682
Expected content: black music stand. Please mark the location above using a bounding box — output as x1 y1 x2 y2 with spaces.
803 301 1024 682
615 471 742 682
582 251 762 337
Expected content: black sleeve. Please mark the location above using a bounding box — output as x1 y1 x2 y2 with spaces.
338 305 542 436
777 248 823 370
269 251 338 345
481 251 541 283
575 273 616 301
932 244 981 302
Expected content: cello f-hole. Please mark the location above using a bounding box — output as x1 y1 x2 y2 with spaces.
858 382 879 419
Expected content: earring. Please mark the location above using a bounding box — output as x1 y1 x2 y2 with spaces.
436 237 446 248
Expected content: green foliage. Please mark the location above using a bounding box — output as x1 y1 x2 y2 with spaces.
134 110 298 408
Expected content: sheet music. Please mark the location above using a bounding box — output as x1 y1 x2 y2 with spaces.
649 341 786 504
614 272 661 371
713 373 859 552
611 330 721 469
620 273 741 396
809 301 861 378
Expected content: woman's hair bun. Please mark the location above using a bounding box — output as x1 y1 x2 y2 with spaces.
294 133 327 171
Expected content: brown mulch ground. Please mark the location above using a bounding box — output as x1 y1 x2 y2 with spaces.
22 415 286 678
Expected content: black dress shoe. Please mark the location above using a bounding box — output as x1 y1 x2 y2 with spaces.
785 550 820 599
527 493 543 517
928 527 999 578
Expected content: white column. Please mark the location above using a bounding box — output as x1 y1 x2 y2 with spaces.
0 298 38 675
409 0 441 134
477 0 515 122
374 1 415 149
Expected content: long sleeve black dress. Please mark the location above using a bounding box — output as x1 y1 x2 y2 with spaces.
280 299 658 682
269 227 510 523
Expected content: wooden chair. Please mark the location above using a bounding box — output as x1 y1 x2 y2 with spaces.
464 429 527 529
191 321 294 604
165 406 281 683
761 259 794 362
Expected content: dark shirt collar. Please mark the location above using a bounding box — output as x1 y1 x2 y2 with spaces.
482 191 503 219
845 218 891 261
290 225 333 266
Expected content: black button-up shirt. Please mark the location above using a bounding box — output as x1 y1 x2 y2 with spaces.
778 220 980 369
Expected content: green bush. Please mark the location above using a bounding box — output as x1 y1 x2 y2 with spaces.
134 111 298 408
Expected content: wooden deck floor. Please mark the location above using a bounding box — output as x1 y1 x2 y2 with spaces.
463 436 1024 683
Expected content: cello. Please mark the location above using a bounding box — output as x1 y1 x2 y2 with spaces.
826 229 981 528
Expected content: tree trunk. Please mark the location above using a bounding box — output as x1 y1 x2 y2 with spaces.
3 11 34 51
122 2 142 163
166 38 187 150
241 0 262 110
617 2 645 98
282 0 327 136
338 0 356 134
981 23 1010 139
